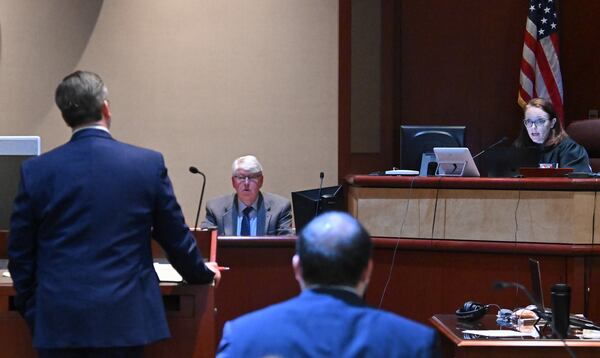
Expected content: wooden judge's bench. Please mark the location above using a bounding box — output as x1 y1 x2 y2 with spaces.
346 175 599 244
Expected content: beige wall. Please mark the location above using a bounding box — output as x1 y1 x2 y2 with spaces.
0 0 339 227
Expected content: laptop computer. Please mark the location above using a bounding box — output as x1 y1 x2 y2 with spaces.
433 147 480 177
528 258 546 313
481 147 540 177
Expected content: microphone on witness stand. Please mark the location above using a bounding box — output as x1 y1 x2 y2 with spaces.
314 172 325 217
472 136 509 160
189 166 207 232
492 281 546 317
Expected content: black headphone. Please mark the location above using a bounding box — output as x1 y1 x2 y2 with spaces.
456 301 488 321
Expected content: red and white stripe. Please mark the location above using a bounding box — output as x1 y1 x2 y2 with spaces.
518 16 564 123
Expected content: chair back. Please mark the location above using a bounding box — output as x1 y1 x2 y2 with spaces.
566 119 600 172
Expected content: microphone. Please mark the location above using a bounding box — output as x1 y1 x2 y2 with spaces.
493 281 576 358
472 136 508 160
315 172 324 217
189 166 207 232
493 281 545 316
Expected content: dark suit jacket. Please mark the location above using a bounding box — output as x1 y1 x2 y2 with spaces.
217 288 440 358
201 192 292 235
8 128 214 348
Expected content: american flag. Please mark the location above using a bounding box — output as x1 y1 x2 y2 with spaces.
518 0 564 123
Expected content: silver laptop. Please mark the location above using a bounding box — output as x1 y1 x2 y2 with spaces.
433 147 480 177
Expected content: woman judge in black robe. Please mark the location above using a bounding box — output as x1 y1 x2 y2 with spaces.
514 98 591 173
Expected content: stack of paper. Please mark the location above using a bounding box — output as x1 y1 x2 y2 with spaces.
462 330 538 338
153 262 183 282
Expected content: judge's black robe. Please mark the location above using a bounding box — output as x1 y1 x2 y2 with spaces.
540 137 591 173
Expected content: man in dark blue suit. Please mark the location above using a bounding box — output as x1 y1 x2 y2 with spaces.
8 71 219 357
217 211 439 357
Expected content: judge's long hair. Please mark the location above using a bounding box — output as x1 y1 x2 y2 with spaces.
514 98 568 148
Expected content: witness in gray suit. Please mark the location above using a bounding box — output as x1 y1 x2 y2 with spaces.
201 155 292 236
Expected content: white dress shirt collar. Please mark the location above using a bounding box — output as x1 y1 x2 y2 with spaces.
72 125 110 136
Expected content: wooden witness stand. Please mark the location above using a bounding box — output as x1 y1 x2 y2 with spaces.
0 230 217 358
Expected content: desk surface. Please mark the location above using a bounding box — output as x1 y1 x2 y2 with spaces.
430 314 600 348
347 174 600 191
0 259 207 299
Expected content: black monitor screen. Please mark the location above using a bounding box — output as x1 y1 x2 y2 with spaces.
1 155 32 230
1 136 40 230
291 185 344 233
400 125 466 171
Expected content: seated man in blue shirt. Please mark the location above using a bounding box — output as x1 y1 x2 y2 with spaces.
217 211 440 357
201 155 292 236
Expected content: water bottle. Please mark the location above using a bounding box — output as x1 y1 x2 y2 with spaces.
551 283 571 339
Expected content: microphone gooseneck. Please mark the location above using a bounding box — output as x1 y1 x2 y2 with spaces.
189 166 207 232
492 280 576 358
472 136 509 160
315 172 325 217
492 281 544 315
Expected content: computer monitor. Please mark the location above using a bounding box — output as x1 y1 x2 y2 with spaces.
480 147 541 177
0 136 40 230
291 185 344 233
400 125 466 172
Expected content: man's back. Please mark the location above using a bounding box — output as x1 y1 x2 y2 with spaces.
217 288 438 358
9 128 213 348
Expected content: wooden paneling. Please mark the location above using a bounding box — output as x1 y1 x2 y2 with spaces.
349 176 598 244
368 243 575 323
349 186 437 238
517 191 595 244
398 0 527 153
348 174 600 191
339 0 397 178
561 0 600 122
594 193 600 245
145 285 215 358
433 190 595 244
214 238 298 347
433 189 520 241
338 0 351 179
